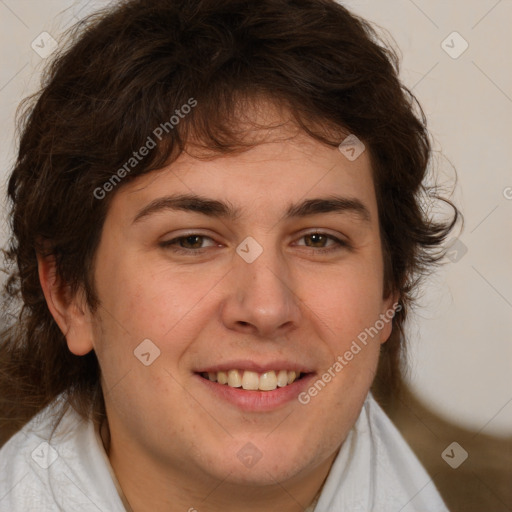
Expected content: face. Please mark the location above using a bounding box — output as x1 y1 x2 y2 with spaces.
64 118 396 492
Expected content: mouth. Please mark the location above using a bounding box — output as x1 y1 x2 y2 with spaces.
194 361 315 411
198 369 307 391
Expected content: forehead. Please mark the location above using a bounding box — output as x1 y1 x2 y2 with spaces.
105 98 377 227
110 132 377 227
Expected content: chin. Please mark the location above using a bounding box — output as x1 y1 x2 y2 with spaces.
212 460 305 487
201 438 322 487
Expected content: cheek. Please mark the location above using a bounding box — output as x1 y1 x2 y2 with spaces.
93 258 223 375
96 255 188 334
310 264 385 338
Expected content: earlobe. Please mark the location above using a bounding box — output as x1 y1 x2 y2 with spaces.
380 294 401 345
37 254 95 356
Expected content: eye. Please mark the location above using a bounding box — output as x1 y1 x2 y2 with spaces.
159 234 217 255
294 232 349 253
159 231 350 256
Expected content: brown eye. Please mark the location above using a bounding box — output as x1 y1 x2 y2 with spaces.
160 234 217 254
304 233 330 248
296 232 349 253
178 235 205 249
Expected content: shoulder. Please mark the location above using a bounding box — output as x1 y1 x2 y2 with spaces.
0 396 125 511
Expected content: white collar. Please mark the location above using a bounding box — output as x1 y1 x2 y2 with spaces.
0 390 447 511
311 392 449 511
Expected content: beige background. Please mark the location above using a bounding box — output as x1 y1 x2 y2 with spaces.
1 1 511 510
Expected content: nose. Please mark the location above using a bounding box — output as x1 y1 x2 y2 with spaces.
220 240 302 338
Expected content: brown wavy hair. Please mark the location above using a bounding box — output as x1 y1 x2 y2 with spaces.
0 0 459 444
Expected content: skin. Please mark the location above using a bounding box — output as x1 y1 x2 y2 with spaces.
39 109 397 512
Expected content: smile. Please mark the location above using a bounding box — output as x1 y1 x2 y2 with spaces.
200 369 303 391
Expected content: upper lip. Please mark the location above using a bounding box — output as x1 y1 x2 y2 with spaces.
195 359 314 374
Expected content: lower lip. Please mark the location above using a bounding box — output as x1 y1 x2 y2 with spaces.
195 373 316 412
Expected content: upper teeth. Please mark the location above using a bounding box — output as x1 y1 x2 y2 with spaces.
203 370 300 391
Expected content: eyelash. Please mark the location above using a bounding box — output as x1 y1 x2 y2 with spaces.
159 232 350 256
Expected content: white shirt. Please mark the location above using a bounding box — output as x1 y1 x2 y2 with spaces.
0 392 449 511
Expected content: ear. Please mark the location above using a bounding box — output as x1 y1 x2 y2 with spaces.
379 293 401 345
37 254 95 356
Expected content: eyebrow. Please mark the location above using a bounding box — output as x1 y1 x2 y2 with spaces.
132 193 371 224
